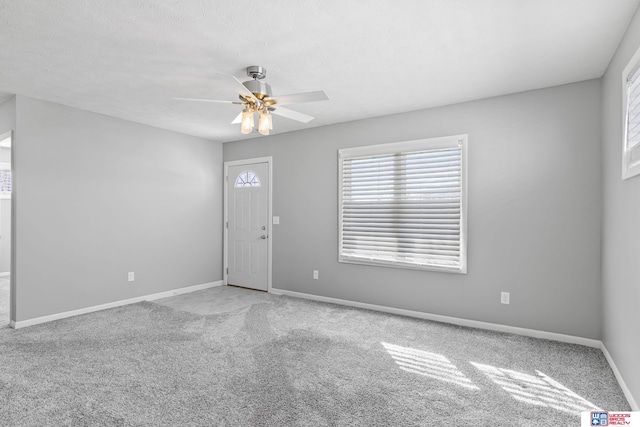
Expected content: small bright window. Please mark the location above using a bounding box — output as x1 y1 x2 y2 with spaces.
622 46 640 180
338 135 467 274
235 170 261 188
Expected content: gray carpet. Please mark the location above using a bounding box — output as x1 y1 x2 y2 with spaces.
0 286 630 426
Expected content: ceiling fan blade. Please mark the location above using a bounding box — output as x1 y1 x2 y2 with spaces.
231 112 243 124
173 97 242 104
272 106 314 123
227 75 260 103
273 91 329 106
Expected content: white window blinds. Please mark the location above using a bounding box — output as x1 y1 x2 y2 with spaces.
339 136 467 273
0 170 10 194
626 68 640 150
623 48 640 180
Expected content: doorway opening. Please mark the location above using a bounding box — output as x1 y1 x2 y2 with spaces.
0 131 12 324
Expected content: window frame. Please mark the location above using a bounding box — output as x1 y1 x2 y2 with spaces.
338 134 468 274
622 44 640 180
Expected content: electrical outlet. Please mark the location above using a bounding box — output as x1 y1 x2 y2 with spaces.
273 216 280 224
501 292 510 305
128 272 135 282
313 270 319 280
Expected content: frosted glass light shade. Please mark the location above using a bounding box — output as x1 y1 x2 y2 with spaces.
240 109 254 134
258 111 272 135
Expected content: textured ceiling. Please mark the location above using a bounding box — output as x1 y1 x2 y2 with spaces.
0 0 638 142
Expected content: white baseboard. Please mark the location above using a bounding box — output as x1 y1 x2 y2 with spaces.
601 343 640 411
11 280 224 329
270 288 601 348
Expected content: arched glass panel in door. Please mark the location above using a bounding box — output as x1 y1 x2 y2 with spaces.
234 170 261 188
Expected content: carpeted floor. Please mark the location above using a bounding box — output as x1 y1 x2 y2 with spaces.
0 285 630 426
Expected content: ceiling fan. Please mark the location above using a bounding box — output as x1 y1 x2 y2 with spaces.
174 66 329 135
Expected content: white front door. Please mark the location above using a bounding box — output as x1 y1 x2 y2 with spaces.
227 162 269 291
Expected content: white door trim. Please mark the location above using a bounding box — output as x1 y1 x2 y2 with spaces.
224 156 273 292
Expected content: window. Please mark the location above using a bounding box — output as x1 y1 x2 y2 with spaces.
338 135 467 274
622 46 640 180
235 170 261 188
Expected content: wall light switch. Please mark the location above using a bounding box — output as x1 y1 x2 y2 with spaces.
273 216 280 225
128 272 135 282
501 292 510 305
313 270 319 280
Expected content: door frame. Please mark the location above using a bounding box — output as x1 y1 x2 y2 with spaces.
223 156 273 292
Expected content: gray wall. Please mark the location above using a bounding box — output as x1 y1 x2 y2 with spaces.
0 97 15 133
13 96 223 321
601 6 640 408
224 80 603 339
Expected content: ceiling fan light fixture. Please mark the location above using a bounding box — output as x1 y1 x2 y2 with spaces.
240 108 254 134
266 111 272 130
176 65 328 137
258 110 272 135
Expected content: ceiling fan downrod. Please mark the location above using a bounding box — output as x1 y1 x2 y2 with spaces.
246 65 267 80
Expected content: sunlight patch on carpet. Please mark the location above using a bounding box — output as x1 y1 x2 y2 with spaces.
470 362 601 416
382 342 479 390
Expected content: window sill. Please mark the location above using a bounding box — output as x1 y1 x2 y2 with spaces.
339 256 467 275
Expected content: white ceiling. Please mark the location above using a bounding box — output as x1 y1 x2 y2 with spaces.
0 1 638 143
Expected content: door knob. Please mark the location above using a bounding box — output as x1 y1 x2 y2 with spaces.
260 235 267 239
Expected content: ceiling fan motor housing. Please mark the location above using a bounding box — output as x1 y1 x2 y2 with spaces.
242 79 272 100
